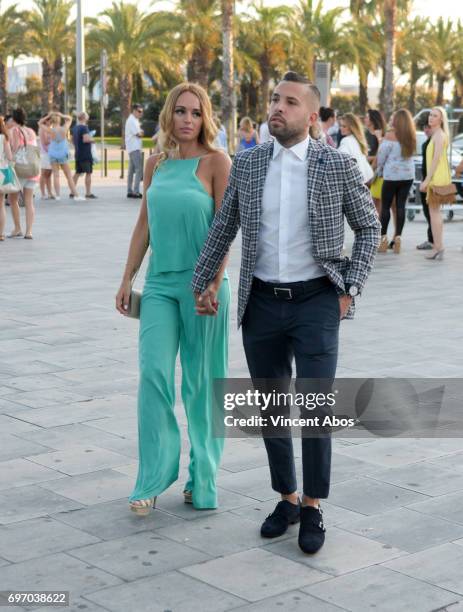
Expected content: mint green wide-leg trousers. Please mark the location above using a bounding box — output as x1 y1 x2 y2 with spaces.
129 270 230 509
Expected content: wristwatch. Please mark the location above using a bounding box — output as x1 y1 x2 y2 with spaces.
344 284 359 297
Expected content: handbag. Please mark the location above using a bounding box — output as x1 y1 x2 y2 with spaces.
0 164 21 194
124 154 164 319
126 267 142 319
14 128 40 178
428 183 457 206
0 136 21 194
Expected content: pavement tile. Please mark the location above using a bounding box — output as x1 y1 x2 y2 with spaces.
27 446 132 476
0 485 84 525
339 507 463 553
231 590 347 611
264 527 406 576
0 434 53 462
0 458 67 491
37 469 133 505
367 463 463 497
302 565 459 612
85 571 245 611
181 548 330 602
384 542 463 595
53 498 182 539
0 516 100 562
0 552 122 596
68 531 211 581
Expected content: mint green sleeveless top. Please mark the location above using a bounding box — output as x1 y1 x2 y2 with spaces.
146 157 227 278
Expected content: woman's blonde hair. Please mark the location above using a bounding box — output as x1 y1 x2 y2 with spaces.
158 82 217 156
239 116 254 133
341 113 368 156
432 106 450 140
392 108 416 158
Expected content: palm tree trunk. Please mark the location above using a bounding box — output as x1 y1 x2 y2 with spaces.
436 76 445 105
52 56 64 112
221 0 235 152
41 59 53 113
260 62 270 123
120 73 133 144
0 60 7 115
408 62 418 114
383 0 397 119
359 70 368 115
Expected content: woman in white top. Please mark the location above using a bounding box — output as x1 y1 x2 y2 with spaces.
0 115 13 241
338 113 374 184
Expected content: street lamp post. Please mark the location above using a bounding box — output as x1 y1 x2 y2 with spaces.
76 0 86 113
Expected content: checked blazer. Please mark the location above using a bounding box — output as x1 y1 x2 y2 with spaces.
191 138 381 328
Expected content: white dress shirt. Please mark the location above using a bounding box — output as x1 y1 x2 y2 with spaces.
254 135 326 283
125 114 142 153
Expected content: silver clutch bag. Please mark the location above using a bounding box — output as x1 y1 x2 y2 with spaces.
127 288 142 319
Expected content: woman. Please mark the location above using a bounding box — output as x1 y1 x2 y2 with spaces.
0 115 14 241
38 115 54 199
377 109 416 254
319 107 336 147
365 109 387 216
38 112 83 201
116 83 231 515
237 116 259 151
338 113 374 183
6 108 39 240
419 107 453 260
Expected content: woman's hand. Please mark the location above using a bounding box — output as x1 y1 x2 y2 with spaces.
419 179 429 192
115 279 132 316
195 280 220 316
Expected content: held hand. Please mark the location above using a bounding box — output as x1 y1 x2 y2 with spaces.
419 180 428 192
115 280 132 316
195 282 220 316
339 295 353 320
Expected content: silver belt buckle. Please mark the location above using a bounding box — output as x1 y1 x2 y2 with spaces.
274 287 292 299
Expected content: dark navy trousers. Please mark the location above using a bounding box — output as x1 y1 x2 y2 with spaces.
242 278 340 499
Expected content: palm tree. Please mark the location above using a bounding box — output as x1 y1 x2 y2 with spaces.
383 0 397 118
87 1 179 136
177 0 221 88
27 0 74 112
0 2 24 114
451 20 463 106
396 17 429 113
245 2 290 120
221 0 235 149
286 0 346 81
427 18 456 105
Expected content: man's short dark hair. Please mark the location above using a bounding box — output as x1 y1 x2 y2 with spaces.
12 107 26 126
132 103 143 112
281 71 321 103
320 106 335 122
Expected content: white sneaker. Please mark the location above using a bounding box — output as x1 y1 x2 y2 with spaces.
54 196 61 201
73 196 85 201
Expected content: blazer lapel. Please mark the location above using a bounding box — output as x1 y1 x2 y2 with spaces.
248 141 273 268
306 139 327 243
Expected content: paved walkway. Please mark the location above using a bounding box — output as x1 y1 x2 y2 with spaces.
1 180 463 612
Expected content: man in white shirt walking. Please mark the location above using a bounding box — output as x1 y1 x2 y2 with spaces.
125 104 144 198
192 71 380 555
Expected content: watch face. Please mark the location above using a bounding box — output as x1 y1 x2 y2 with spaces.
349 286 358 297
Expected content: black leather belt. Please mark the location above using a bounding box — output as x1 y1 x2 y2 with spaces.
252 276 331 300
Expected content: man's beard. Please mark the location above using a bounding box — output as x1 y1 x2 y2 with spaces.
268 119 306 145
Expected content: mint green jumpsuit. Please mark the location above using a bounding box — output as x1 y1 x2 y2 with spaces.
129 157 230 509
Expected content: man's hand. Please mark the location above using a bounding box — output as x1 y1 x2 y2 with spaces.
339 295 353 320
195 282 220 316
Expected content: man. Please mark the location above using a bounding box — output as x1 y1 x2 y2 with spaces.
191 72 380 554
72 112 97 200
416 115 434 250
125 104 144 198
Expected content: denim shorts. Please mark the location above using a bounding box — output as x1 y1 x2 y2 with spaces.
49 154 69 165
